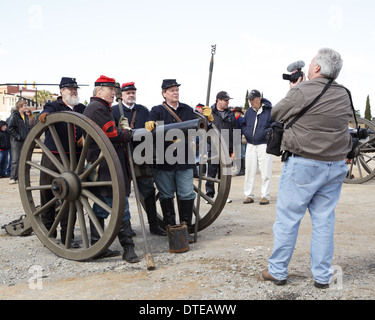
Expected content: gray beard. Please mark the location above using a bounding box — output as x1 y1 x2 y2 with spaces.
64 95 80 106
125 99 136 106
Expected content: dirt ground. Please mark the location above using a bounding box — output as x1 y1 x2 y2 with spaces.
1 157 375 301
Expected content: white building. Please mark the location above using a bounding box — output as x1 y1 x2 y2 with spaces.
0 85 57 121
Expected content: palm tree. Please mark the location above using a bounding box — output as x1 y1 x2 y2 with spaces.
33 90 54 107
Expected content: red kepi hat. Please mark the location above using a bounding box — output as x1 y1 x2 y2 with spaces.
121 82 137 91
95 75 117 87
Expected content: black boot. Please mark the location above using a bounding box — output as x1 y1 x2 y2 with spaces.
160 198 176 227
178 199 194 227
118 220 140 263
178 199 195 243
144 193 166 236
129 220 136 237
90 217 120 259
236 158 245 176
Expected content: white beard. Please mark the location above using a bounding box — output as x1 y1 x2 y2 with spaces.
125 99 136 106
64 94 80 106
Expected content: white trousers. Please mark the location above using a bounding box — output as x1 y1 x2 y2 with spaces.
244 144 273 200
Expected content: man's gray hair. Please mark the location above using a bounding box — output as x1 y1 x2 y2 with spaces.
315 48 343 80
93 87 102 96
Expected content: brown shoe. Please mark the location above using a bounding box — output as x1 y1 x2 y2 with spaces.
261 269 286 285
243 197 254 204
259 198 270 205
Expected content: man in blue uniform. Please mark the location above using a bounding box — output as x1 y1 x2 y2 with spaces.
145 79 213 234
38 77 86 247
112 82 165 236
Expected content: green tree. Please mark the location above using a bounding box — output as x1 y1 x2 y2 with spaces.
244 90 250 110
364 95 372 121
33 90 54 107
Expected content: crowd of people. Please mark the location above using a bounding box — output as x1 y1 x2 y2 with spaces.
0 47 353 289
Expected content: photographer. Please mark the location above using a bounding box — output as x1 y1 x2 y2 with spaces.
262 48 352 289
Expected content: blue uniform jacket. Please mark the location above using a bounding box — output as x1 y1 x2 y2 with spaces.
112 103 149 129
148 102 196 171
40 97 86 153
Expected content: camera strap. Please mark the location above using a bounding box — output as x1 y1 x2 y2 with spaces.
285 79 333 130
342 86 359 129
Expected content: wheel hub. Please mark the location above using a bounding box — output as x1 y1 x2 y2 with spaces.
52 172 81 201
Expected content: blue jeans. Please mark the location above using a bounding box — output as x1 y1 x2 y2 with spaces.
0 150 8 177
93 196 130 222
268 155 347 284
152 168 196 201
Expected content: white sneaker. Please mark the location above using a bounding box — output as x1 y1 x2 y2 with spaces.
9 179 17 185
226 198 232 203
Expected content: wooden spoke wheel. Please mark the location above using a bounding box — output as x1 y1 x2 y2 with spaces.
19 112 125 261
345 117 375 184
190 124 232 233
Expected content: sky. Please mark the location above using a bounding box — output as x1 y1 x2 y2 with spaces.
1 0 374 115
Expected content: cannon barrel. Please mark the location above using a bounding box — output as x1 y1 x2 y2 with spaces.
132 118 207 141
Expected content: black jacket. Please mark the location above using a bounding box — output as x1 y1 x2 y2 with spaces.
148 102 197 171
112 103 149 129
210 104 236 154
0 123 11 151
8 110 30 142
40 97 86 153
83 97 132 197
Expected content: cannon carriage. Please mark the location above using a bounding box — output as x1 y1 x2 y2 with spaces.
345 117 375 184
17 111 232 261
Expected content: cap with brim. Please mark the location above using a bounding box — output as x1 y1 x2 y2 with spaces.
95 75 117 87
162 79 181 90
121 82 137 91
233 107 244 114
216 91 232 101
60 77 79 89
249 89 261 100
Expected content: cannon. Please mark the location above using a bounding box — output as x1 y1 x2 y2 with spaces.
16 111 232 261
345 117 375 184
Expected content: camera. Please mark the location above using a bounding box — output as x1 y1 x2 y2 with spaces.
347 127 369 159
349 127 368 140
282 60 305 83
283 70 304 83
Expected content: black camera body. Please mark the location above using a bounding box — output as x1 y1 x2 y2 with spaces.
347 127 368 159
351 127 368 140
282 60 305 83
283 70 304 83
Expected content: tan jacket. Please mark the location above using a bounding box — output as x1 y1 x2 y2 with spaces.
272 77 352 161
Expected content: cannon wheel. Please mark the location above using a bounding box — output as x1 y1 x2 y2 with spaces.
191 124 232 233
150 123 232 233
19 112 126 261
345 117 375 184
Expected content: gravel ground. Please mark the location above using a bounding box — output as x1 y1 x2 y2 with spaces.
1 159 375 301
